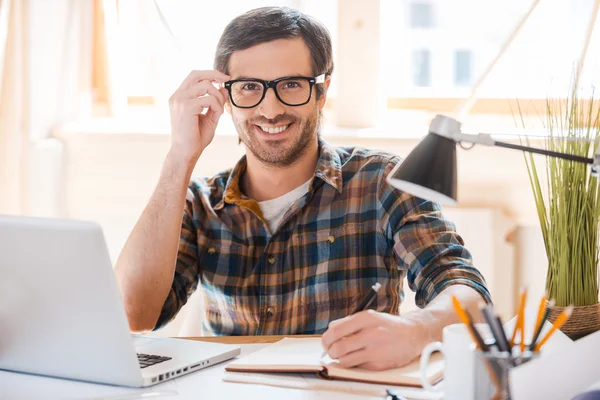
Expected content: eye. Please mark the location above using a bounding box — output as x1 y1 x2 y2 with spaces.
241 83 261 91
282 81 302 89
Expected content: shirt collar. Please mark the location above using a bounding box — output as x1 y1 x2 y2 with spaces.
314 139 343 193
215 139 343 210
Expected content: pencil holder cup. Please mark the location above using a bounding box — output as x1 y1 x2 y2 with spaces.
473 350 538 400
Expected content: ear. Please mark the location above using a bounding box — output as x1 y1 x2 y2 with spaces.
317 76 332 110
220 87 232 114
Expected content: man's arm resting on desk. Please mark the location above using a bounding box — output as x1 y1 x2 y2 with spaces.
321 284 487 371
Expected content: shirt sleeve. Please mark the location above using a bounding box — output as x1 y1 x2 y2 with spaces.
153 187 201 330
378 159 492 308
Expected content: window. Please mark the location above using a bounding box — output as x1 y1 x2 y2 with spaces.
96 0 600 137
409 2 434 28
383 0 600 100
412 50 431 87
454 50 473 86
103 0 337 122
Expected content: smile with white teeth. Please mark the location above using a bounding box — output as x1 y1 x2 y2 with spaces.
259 124 290 134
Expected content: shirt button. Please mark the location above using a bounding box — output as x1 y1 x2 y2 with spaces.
327 235 335 243
266 306 276 317
207 247 216 254
268 256 276 264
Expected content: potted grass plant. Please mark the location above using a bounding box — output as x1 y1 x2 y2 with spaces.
518 87 600 340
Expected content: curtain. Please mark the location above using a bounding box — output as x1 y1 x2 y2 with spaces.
0 0 28 215
0 0 95 216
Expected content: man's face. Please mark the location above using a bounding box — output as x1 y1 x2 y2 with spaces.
226 38 328 167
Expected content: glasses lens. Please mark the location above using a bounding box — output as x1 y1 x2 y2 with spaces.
230 81 265 107
276 78 311 106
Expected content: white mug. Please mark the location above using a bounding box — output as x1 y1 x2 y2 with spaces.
419 323 492 400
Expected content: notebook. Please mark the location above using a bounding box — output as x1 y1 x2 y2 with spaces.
225 337 444 387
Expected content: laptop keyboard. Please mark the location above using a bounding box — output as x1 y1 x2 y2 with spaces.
137 353 172 369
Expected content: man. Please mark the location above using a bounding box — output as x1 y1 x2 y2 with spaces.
115 6 491 371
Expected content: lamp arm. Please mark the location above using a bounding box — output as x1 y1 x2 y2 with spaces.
429 114 600 176
492 140 594 164
448 133 600 176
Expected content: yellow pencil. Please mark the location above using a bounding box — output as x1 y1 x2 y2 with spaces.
519 289 528 352
510 288 527 348
531 295 548 344
451 296 485 350
533 305 574 352
451 295 471 325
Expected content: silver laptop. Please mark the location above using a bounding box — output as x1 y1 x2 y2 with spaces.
0 214 241 387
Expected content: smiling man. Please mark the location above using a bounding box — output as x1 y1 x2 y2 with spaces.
115 6 491 371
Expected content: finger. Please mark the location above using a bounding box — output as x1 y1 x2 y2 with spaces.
206 102 225 124
219 87 230 105
327 334 367 360
336 348 373 369
322 311 376 351
185 96 224 117
177 70 230 92
181 81 225 104
207 85 226 106
355 360 392 371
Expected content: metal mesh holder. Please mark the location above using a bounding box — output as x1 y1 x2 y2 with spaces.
474 350 538 400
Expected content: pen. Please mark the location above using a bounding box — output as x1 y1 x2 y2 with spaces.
386 389 407 400
494 314 511 352
481 305 510 352
321 282 382 359
352 282 382 314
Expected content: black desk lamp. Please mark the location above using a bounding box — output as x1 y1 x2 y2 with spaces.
387 114 600 205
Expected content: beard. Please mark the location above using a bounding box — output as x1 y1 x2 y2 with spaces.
233 103 322 167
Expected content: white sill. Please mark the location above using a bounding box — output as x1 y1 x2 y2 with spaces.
55 109 550 141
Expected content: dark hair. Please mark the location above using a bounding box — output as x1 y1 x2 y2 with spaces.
214 6 334 98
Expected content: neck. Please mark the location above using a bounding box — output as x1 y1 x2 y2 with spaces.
242 141 319 202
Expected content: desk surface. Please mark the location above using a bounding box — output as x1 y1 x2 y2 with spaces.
183 334 319 344
0 335 438 400
3 335 600 400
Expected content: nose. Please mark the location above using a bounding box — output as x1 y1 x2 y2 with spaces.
258 87 285 120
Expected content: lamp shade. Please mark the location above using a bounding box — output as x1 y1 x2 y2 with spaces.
387 132 458 205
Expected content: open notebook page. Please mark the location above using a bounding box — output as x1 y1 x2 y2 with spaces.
226 337 323 372
226 337 444 387
324 354 443 387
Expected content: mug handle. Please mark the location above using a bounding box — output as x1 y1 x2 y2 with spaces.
420 341 444 392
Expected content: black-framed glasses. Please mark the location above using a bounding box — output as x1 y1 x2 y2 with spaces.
223 74 326 108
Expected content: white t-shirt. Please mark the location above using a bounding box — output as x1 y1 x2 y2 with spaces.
258 179 311 233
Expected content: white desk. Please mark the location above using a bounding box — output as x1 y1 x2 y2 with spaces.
3 334 600 400
0 335 439 400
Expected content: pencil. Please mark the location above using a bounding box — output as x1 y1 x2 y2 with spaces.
533 305 573 352
532 295 548 341
451 296 488 350
510 288 527 348
518 289 527 352
529 299 554 351
451 295 470 324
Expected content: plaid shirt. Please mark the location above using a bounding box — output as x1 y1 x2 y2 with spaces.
154 140 491 335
